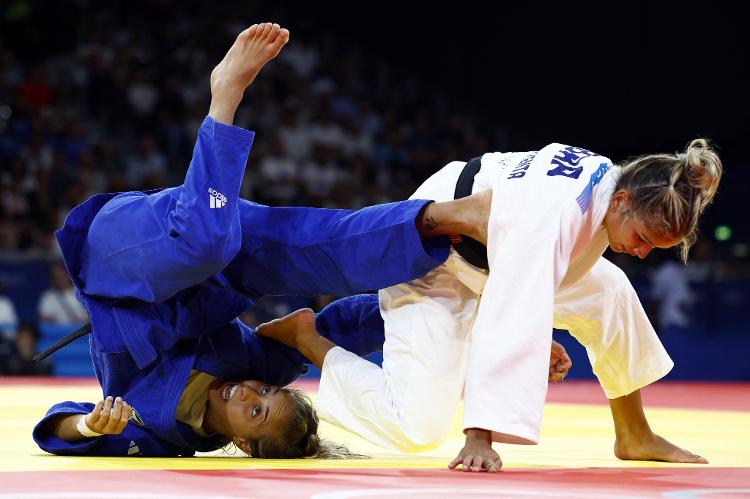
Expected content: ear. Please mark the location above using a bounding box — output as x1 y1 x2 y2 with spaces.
233 436 252 455
609 189 631 212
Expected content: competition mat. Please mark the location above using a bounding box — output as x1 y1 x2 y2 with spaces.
1 378 748 498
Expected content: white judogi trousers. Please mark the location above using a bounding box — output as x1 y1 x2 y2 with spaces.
317 150 673 451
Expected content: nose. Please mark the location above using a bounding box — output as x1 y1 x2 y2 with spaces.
238 384 257 402
634 244 653 259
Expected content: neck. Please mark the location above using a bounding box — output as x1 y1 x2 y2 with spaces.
201 402 222 436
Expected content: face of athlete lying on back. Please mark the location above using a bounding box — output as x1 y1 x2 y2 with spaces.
604 190 681 259
204 379 293 450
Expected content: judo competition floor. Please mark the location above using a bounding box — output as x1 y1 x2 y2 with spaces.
1 378 749 498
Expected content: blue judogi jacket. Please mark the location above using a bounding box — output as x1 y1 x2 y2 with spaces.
33 117 449 456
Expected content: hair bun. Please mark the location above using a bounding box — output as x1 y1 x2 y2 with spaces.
684 138 722 210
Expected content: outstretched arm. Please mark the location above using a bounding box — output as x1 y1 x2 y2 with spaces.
610 390 707 463
34 400 185 456
44 396 133 444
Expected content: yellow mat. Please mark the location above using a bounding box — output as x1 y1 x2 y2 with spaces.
2 381 748 473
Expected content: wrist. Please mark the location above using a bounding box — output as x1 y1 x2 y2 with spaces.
464 427 492 443
75 414 102 438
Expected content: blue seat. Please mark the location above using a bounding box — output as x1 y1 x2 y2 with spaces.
38 324 94 377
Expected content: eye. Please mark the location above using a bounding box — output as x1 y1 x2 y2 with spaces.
262 385 271 395
252 405 261 418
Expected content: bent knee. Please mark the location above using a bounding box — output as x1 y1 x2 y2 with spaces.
393 419 449 452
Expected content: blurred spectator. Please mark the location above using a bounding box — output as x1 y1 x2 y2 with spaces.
258 136 301 205
0 322 52 375
126 133 167 189
685 239 721 332
0 292 18 338
38 262 88 324
649 253 694 333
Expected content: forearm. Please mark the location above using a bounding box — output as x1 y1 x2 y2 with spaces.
42 414 91 443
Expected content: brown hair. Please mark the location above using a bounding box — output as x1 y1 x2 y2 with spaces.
615 138 722 261
246 388 365 459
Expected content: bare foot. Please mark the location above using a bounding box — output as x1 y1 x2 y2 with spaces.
208 22 289 123
256 308 316 350
211 22 289 93
614 433 708 464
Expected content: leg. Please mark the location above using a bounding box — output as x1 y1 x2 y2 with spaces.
553 257 672 399
554 258 704 464
222 163 491 298
257 294 388 359
223 199 450 297
314 266 479 451
81 24 288 302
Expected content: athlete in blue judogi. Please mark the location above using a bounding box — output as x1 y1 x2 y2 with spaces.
32 23 491 459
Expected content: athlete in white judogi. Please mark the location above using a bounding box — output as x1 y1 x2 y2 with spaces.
260 140 722 471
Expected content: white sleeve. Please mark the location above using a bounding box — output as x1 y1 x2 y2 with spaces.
554 258 674 399
462 200 579 444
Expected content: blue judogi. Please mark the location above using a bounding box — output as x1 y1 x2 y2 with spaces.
33 116 448 456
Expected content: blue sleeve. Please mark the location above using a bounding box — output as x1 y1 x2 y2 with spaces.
33 401 187 457
315 294 385 355
81 116 255 302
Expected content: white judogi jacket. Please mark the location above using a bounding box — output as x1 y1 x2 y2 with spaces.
317 145 673 451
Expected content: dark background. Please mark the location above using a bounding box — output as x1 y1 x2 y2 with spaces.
4 0 746 239
0 1 748 378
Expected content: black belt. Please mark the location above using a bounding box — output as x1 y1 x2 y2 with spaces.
452 156 489 270
34 322 92 364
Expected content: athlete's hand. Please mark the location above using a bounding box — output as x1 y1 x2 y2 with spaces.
549 339 572 382
448 428 502 472
85 396 133 435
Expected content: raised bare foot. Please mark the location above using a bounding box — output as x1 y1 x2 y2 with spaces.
211 22 289 94
208 22 289 123
256 308 316 351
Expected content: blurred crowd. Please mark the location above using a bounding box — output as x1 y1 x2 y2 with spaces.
0 2 744 375
0 2 498 372
0 3 498 257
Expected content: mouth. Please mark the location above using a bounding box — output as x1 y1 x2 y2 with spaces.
221 383 239 402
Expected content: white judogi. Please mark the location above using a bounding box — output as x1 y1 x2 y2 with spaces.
317 145 673 451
